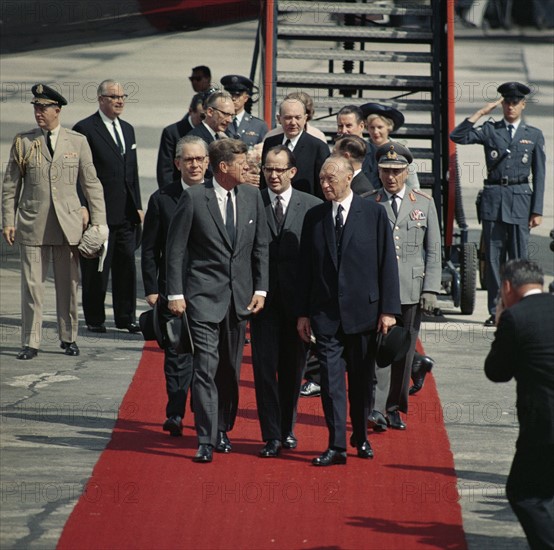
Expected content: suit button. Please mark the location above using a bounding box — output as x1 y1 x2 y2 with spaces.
396 245 400 250
396 256 400 260
395 226 399 231
395 236 400 240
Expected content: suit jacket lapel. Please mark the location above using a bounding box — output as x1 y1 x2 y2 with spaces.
340 195 360 252
283 190 301 232
52 127 67 162
205 183 233 249
396 190 414 224
261 189 278 237
36 130 51 162
376 190 396 226
93 112 123 160
323 203 339 270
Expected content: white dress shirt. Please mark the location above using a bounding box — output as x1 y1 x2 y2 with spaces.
98 110 126 154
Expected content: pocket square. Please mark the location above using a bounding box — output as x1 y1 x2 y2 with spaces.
131 143 137 150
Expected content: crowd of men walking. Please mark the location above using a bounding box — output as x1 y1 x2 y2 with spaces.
2 67 551 547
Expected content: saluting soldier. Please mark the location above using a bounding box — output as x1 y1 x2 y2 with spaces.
220 74 268 147
365 142 441 430
1 84 106 359
450 82 546 326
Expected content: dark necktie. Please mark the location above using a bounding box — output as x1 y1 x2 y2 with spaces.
284 139 292 151
225 191 235 247
112 121 124 155
232 117 239 137
391 194 399 218
46 131 54 157
335 204 344 251
274 195 284 229
507 124 514 140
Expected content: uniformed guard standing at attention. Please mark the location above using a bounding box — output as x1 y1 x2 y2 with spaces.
220 74 268 147
450 82 545 326
1 84 106 359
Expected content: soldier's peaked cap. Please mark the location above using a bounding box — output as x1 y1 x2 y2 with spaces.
31 84 67 107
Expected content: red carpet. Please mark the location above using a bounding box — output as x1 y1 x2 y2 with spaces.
58 342 467 550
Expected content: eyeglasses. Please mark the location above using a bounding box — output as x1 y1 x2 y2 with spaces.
180 155 207 165
262 166 291 175
212 107 235 119
101 94 128 101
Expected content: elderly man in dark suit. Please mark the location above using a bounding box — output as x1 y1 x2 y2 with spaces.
2 84 106 359
485 259 554 550
74 79 143 334
261 98 329 199
166 139 269 463
450 82 545 326
251 145 322 458
142 135 209 437
297 155 401 466
187 91 235 145
156 92 207 188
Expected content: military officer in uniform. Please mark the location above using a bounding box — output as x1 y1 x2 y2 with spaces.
450 82 545 326
2 84 106 359
366 142 441 430
220 74 268 147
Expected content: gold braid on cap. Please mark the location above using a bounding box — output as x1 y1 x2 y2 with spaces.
14 135 42 177
386 145 397 160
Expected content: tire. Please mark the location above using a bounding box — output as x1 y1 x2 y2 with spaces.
460 242 477 315
478 231 487 290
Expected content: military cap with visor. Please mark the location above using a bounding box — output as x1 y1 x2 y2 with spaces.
31 84 67 107
376 142 413 168
497 82 531 101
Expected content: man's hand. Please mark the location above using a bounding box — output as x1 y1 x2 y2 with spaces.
2 226 15 246
247 294 265 314
81 207 90 231
419 292 437 314
137 209 145 224
168 298 186 317
146 294 159 307
377 313 396 335
243 172 260 187
529 214 542 229
297 316 312 343
469 98 503 122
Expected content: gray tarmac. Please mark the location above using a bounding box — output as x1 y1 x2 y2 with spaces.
1 16 553 550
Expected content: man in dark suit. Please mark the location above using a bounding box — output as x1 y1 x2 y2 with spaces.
221 74 267 147
261 98 329 199
166 139 269 463
334 135 374 195
187 91 235 146
74 79 143 333
297 155 401 466
156 92 206 188
142 135 209 437
251 145 322 458
485 259 554 550
450 82 545 326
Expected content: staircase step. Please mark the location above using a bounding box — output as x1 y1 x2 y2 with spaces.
278 1 432 17
278 24 433 43
279 49 432 64
277 71 434 91
310 97 435 112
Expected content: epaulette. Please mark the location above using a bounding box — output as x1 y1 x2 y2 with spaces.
361 188 380 199
413 189 433 200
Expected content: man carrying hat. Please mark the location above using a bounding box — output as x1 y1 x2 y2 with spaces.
2 84 106 359
366 142 441 430
220 74 268 147
450 82 545 326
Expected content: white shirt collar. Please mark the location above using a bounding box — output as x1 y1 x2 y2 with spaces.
202 121 217 140
384 185 407 201
332 190 354 220
268 186 293 210
235 110 246 125
283 131 303 148
99 109 117 125
522 288 542 298
503 118 521 132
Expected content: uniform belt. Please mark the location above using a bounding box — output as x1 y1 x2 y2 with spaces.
484 177 529 186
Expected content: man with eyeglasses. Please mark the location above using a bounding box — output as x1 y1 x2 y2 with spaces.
73 79 143 334
250 145 322 458
2 83 106 360
156 92 207 188
187 91 235 146
188 65 212 93
220 74 267 147
261 98 330 199
142 135 209 438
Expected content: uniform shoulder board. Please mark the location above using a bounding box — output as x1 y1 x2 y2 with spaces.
65 128 84 137
414 189 432 200
361 189 379 199
15 129 38 139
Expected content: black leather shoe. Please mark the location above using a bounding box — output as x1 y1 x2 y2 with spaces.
356 440 374 459
484 315 496 327
193 444 213 463
162 416 183 437
282 432 297 449
259 439 282 458
123 323 141 334
215 431 232 453
387 410 406 430
409 372 426 395
300 381 321 397
312 448 347 466
60 341 80 356
87 324 106 333
367 410 388 432
16 346 38 360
